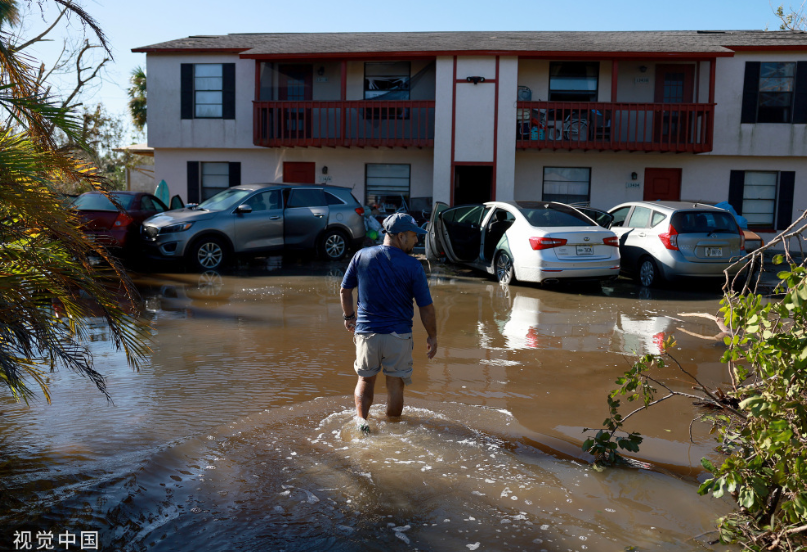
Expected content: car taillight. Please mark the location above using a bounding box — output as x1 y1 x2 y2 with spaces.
603 236 619 246
658 224 679 250
114 212 134 227
529 237 567 250
738 226 746 251
355 207 365 216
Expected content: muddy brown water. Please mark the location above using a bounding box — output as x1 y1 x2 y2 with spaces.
0 260 740 551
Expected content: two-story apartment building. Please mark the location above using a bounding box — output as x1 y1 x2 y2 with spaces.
133 30 807 243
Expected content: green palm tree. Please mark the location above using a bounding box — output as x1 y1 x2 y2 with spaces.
0 0 148 403
128 66 147 131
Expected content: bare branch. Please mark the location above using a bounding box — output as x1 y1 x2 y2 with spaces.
11 7 67 53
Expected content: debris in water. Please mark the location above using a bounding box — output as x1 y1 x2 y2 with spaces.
467 543 480 550
395 532 410 544
392 525 411 532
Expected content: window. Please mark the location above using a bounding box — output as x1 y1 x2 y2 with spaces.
140 196 166 213
365 164 411 213
201 163 230 201
651 211 667 227
245 190 281 211
517 202 596 227
626 206 651 228
325 192 345 206
742 171 778 227
181 63 235 120
729 170 796 230
742 61 806 124
287 189 326 209
194 64 223 118
542 167 591 204
610 206 631 227
549 62 599 102
364 62 410 100
758 63 796 123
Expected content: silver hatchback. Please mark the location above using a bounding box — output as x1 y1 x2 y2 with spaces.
141 183 365 270
606 201 746 286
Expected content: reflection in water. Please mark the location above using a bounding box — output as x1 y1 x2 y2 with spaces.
0 268 736 550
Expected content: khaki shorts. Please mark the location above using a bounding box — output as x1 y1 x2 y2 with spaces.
353 332 414 385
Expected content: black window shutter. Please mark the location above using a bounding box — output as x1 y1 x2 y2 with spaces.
728 170 745 215
793 62 807 124
741 62 760 124
187 161 200 203
777 171 795 230
222 63 236 119
181 64 194 119
228 162 241 187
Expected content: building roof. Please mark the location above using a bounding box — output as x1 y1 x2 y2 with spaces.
132 30 807 56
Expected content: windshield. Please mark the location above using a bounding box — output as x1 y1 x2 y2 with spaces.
197 188 255 211
516 201 596 227
73 193 135 211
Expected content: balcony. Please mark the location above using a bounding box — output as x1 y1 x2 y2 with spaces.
516 101 715 153
253 100 436 148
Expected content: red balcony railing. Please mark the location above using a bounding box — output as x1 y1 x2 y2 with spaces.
516 101 715 153
253 100 436 148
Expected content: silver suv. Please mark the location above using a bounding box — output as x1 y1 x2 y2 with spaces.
606 201 745 286
141 183 365 270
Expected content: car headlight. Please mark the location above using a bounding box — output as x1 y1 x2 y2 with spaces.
160 222 194 234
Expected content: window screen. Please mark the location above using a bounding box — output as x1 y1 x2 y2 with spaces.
366 164 411 213
201 162 229 201
743 171 777 226
542 167 591 204
195 64 223 118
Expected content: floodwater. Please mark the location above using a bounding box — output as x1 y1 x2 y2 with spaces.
0 259 740 551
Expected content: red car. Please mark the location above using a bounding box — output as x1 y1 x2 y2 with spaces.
73 191 180 254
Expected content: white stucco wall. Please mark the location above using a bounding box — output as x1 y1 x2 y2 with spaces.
432 57 454 204
147 53 259 150
454 57 498 162
496 57 518 201
154 147 434 207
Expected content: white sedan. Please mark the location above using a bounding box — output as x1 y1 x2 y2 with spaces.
425 201 621 285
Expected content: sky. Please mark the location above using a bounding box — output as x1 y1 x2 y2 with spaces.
16 0 789 139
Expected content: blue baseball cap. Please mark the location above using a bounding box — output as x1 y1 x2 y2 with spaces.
383 213 427 235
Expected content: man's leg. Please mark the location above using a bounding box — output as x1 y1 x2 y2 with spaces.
385 375 405 417
355 375 377 419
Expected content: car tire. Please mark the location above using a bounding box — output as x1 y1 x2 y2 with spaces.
188 236 228 272
637 256 662 287
320 229 349 261
495 251 515 285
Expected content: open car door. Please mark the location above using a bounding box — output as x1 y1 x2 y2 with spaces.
426 202 488 263
425 201 450 261
169 195 185 210
575 206 613 228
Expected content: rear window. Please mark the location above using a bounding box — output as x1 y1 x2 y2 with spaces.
516 202 596 228
73 193 135 211
671 211 739 234
325 192 345 206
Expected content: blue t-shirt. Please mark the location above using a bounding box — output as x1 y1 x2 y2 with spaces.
341 245 433 334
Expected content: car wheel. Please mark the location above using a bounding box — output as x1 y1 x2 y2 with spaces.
495 251 515 285
320 229 349 261
637 257 661 287
188 236 228 271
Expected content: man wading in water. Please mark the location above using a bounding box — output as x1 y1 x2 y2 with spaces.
340 213 438 433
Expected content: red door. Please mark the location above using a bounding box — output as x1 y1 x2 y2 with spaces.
283 162 316 184
654 64 695 145
278 65 313 139
643 168 681 201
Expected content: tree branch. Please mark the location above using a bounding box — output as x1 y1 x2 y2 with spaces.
11 7 67 53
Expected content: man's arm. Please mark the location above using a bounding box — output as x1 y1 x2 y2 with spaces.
340 287 356 332
418 303 438 359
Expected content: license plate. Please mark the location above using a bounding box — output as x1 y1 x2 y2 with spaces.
706 247 723 257
576 245 594 256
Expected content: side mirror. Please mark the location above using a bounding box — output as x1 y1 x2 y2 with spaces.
235 204 253 214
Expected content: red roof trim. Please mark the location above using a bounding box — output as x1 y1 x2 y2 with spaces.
131 47 251 53
239 50 735 60
727 45 807 51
